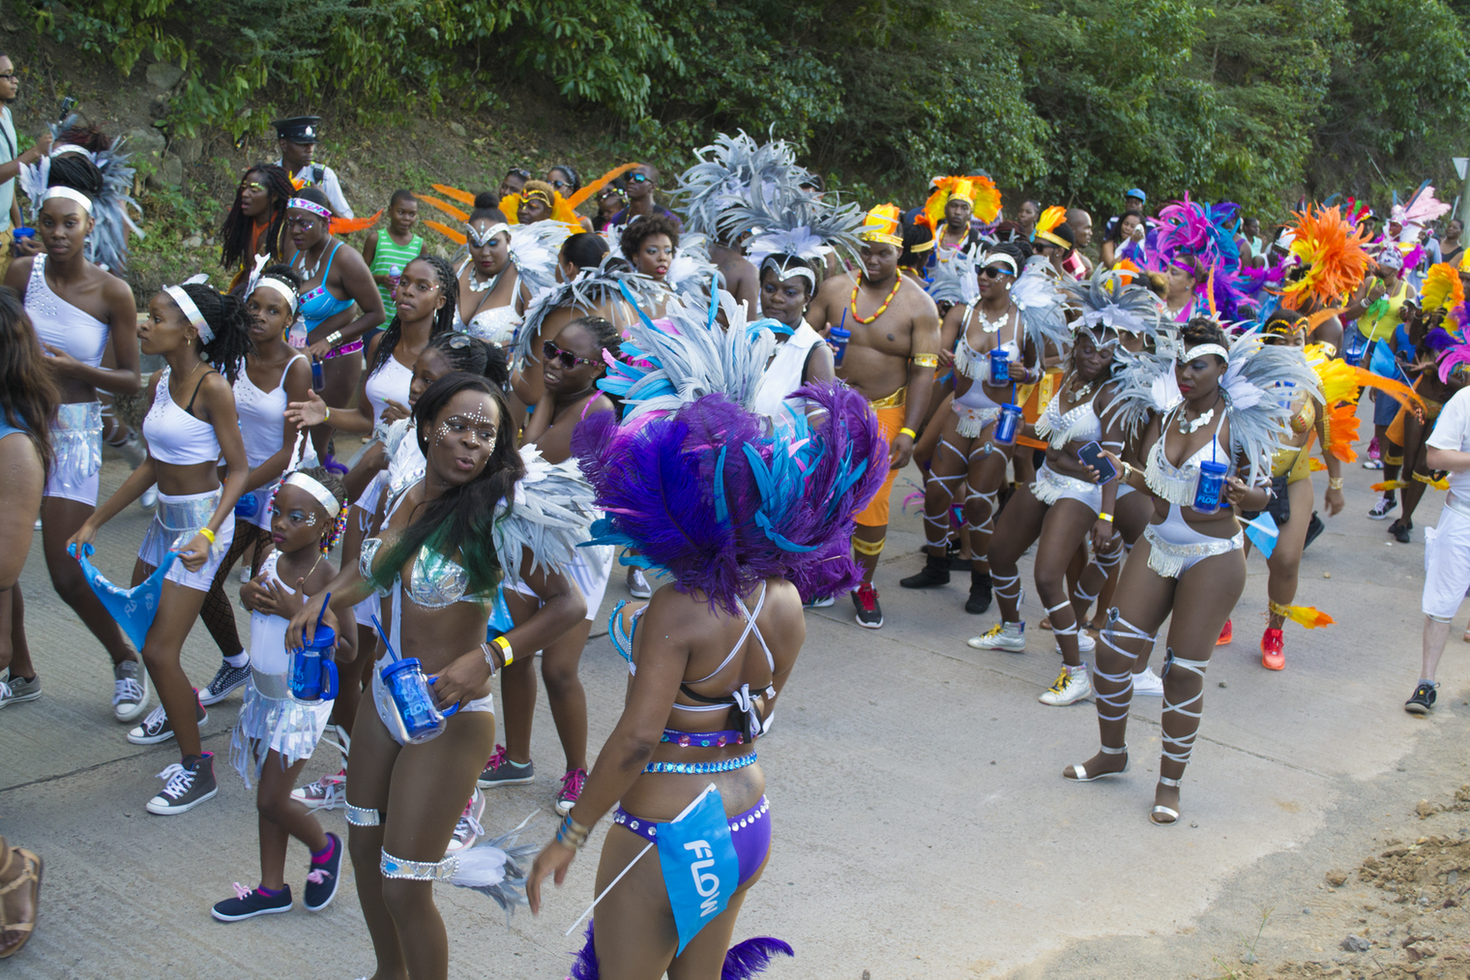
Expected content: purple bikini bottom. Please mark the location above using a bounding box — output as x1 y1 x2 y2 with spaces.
612 795 771 887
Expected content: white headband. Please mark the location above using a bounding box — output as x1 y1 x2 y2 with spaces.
981 251 1018 274
282 472 342 518
251 277 298 313
288 198 332 219
467 222 510 248
49 144 92 160
1180 343 1230 364
760 254 817 289
163 276 213 344
42 186 93 213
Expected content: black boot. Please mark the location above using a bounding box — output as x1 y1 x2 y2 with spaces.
966 571 993 614
900 554 950 589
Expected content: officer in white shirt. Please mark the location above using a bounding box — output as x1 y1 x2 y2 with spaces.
0 52 54 279
272 115 353 218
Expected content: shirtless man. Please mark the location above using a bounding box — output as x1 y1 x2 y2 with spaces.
806 204 941 628
709 239 759 318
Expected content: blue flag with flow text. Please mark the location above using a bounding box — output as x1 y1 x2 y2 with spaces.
655 784 739 954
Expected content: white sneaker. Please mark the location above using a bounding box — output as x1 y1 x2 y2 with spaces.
445 788 486 856
291 770 346 811
113 659 149 722
139 485 158 510
1039 665 1093 706
627 568 652 599
967 622 1026 652
1131 667 1165 697
1056 631 1097 655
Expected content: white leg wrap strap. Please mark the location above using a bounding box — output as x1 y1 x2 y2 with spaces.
991 570 1022 602
381 849 459 881
1160 649 1210 768
966 489 998 535
1095 608 1154 722
347 804 383 827
1046 599 1078 637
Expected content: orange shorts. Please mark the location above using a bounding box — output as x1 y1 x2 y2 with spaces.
855 396 906 528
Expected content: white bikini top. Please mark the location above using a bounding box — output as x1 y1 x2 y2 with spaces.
143 365 221 466
26 254 110 370
1035 388 1102 450
234 355 305 468
1144 408 1229 506
363 352 414 429
453 260 523 344
952 303 1019 385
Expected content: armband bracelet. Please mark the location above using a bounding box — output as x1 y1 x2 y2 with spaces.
197 527 216 544
911 353 939 368
556 813 593 850
898 427 918 440
1097 513 1114 523
1120 461 1133 482
1328 477 1344 490
492 634 513 668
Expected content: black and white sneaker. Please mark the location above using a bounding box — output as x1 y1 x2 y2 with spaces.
146 753 218 814
1367 495 1397 520
852 583 884 629
199 661 251 706
127 695 207 745
113 659 149 722
303 832 343 911
211 883 292 921
1405 681 1438 715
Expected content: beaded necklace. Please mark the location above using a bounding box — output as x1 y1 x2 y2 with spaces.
849 275 903 325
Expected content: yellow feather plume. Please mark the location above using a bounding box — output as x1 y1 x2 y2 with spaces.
1275 604 1335 629
1422 263 1464 313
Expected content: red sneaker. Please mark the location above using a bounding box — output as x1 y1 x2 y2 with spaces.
1261 627 1285 670
1216 619 1233 646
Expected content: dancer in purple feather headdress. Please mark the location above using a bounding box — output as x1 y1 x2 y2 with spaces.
525 287 887 979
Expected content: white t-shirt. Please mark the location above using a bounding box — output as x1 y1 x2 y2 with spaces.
0 107 16 233
1426 386 1470 495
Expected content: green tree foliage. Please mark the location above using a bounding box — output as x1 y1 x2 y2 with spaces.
25 0 1470 219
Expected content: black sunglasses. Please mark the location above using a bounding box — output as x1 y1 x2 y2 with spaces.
979 265 1011 278
506 168 532 180
0 72 18 81
543 340 598 369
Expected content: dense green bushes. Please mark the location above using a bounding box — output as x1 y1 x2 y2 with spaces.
25 0 1470 217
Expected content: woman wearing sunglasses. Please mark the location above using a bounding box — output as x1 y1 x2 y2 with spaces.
900 242 1046 616
489 316 621 815
546 166 595 232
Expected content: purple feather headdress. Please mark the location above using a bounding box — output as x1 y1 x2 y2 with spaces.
571 382 887 612
1150 194 1259 321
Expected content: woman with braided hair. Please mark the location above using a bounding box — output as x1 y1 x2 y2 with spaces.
194 263 313 707
68 278 254 814
220 164 293 294
4 148 145 719
1063 319 1317 825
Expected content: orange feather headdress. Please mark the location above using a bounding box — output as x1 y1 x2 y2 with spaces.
918 175 1002 233
1280 205 1371 311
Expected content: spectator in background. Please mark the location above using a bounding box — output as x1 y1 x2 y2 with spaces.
1065 208 1094 277
1104 187 1151 239
1016 199 1041 241
605 164 680 236
1100 210 1148 269
1241 216 1265 269
593 180 626 233
1405 380 1470 714
273 116 353 218
1441 218 1464 268
0 52 54 280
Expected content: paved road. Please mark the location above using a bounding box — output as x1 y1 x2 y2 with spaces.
1 427 1459 980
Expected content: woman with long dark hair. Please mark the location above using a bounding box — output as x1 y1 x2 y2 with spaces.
68 279 254 814
220 164 293 293
4 148 145 719
287 373 591 980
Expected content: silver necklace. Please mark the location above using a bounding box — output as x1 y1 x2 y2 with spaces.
974 303 1011 334
295 245 326 284
1178 406 1215 434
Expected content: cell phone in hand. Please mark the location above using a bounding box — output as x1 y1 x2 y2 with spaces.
1077 441 1117 483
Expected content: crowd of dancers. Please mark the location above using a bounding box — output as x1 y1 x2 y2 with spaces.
0 76 1465 977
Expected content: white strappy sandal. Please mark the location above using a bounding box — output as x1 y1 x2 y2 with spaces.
1150 776 1182 825
1064 743 1129 782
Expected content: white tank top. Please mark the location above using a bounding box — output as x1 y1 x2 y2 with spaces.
363 352 414 428
25 254 110 372
248 552 295 675
234 355 305 468
752 323 823 420
143 365 222 465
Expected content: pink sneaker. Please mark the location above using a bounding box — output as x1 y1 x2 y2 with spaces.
555 767 587 815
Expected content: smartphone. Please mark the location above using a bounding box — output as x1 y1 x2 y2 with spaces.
1077 441 1117 483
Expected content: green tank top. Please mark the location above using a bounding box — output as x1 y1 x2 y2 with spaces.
369 230 424 321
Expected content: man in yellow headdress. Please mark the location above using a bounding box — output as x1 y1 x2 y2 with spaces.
806 204 941 629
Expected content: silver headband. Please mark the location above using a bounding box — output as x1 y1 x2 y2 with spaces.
251 277 298 313
282 472 342 518
49 145 91 160
466 222 510 248
760 254 817 289
981 251 1018 274
1180 343 1230 364
164 277 213 344
42 186 93 214
288 197 332 219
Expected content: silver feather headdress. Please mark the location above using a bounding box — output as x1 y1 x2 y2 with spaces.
18 121 144 273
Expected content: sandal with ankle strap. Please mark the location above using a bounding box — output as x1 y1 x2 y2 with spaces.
1149 776 1182 826
0 847 42 959
1064 744 1129 782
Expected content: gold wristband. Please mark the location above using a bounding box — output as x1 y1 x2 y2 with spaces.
1328 477 1344 490
898 427 918 440
492 634 513 668
911 353 939 368
197 527 216 544
1097 513 1114 523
